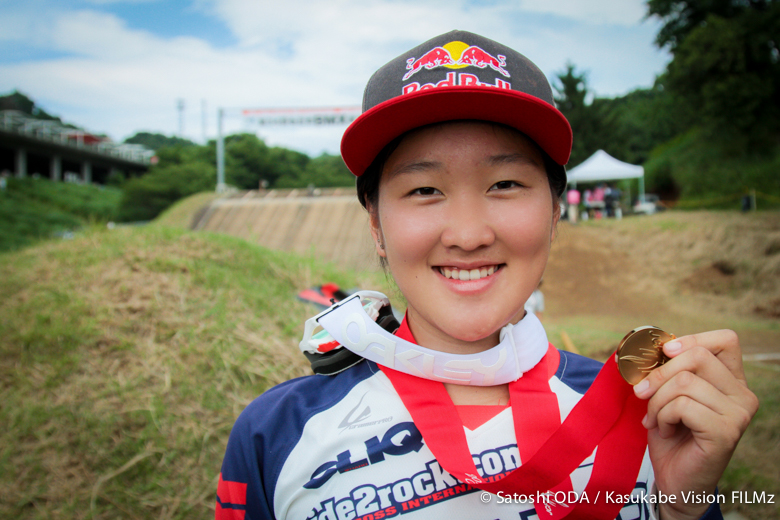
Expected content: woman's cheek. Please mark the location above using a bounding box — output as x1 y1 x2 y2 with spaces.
382 208 441 261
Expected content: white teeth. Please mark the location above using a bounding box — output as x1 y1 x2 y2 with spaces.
439 265 499 280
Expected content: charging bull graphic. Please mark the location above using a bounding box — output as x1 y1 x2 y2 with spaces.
403 41 510 81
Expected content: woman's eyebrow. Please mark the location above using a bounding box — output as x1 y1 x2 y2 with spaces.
387 160 442 178
487 153 543 168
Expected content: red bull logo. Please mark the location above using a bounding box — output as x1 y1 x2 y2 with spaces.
402 72 511 95
403 41 510 81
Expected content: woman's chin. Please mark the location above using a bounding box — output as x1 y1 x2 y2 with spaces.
434 319 504 347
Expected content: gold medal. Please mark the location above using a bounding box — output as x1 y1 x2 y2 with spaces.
617 326 676 385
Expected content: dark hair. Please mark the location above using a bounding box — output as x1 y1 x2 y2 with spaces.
356 134 404 211
357 123 565 212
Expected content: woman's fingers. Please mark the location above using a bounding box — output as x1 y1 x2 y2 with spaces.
662 329 746 383
635 344 755 410
643 370 753 439
631 328 758 444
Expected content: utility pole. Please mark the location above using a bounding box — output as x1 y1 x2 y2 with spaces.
201 99 207 144
216 107 225 193
177 99 185 137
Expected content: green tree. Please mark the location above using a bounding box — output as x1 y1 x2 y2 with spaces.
647 0 780 148
646 0 773 50
589 80 688 166
267 147 309 187
275 153 354 188
0 90 63 121
223 133 275 189
117 162 215 221
553 63 605 167
124 132 197 151
306 153 354 187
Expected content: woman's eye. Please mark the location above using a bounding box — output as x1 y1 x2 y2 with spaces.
490 180 521 191
411 187 441 196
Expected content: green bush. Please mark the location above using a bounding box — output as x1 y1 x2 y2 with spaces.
117 162 215 222
275 153 354 189
0 178 122 252
644 130 780 208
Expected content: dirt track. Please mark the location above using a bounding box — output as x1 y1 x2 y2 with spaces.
545 213 780 355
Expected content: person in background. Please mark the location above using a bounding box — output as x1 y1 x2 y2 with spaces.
566 187 580 224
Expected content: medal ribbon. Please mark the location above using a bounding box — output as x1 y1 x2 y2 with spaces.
381 322 648 520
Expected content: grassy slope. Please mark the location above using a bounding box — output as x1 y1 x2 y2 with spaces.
0 178 123 253
1 207 777 519
0 225 390 519
153 191 223 230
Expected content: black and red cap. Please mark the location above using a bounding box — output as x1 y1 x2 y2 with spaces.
341 30 572 183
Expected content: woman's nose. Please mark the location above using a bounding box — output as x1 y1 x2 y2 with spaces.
439 199 496 251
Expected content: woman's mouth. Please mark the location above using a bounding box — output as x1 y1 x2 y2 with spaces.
436 265 503 281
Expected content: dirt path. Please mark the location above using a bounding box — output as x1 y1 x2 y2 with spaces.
544 213 780 356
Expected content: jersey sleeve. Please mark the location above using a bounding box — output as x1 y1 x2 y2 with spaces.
216 401 274 520
214 361 377 520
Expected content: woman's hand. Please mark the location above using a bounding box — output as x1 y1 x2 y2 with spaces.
632 329 759 520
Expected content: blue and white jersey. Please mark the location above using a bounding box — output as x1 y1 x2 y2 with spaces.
216 351 722 520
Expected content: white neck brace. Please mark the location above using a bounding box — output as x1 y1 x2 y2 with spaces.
309 292 549 386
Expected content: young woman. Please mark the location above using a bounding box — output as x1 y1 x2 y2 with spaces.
216 31 757 520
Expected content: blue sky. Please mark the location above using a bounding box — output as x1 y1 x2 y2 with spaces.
0 0 670 157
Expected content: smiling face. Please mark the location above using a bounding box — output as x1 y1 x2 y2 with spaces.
368 121 559 354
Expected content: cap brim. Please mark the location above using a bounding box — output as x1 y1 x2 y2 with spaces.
341 86 572 177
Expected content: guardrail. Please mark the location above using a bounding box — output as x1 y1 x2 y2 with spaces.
1 110 154 165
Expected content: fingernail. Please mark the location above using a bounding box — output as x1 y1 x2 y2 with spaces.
665 341 682 355
634 379 650 396
642 414 648 428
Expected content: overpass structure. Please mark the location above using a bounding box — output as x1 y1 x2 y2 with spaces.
0 110 154 184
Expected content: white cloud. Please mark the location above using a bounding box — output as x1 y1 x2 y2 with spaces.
517 0 648 25
0 0 668 156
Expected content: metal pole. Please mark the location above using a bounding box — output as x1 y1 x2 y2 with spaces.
201 99 207 144
178 99 185 137
16 148 27 178
216 107 225 193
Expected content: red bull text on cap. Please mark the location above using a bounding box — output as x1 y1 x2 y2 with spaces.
340 30 572 187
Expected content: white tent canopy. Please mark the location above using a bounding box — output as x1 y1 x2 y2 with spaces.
566 149 645 200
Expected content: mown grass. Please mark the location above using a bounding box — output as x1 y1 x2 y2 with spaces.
0 177 122 253
0 224 390 519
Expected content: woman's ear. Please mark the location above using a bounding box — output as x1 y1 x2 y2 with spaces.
367 203 387 258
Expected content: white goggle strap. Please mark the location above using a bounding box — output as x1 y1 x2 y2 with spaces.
299 291 389 355
317 295 523 386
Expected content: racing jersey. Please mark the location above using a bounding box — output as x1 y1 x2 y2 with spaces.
216 347 723 520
